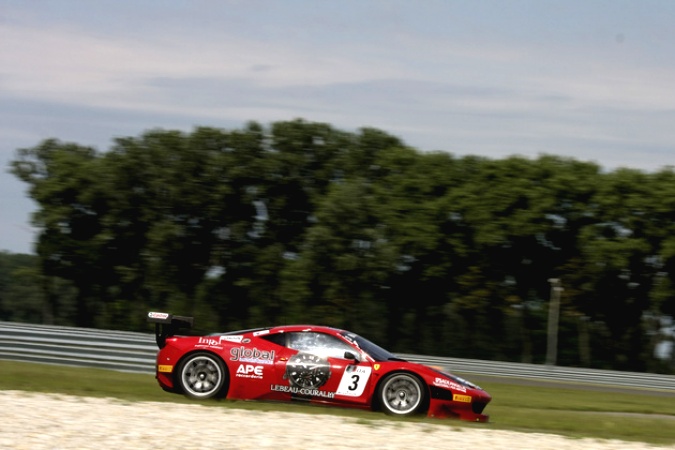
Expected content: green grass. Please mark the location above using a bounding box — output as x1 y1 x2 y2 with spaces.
1 360 674 445
477 379 675 445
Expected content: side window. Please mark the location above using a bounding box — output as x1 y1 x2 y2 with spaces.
262 333 286 347
287 332 355 359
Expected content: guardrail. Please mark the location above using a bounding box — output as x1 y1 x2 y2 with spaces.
1 321 674 392
0 321 157 374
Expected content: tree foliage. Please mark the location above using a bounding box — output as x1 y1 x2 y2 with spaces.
6 119 675 373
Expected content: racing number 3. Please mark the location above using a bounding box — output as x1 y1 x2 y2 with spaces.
336 366 372 397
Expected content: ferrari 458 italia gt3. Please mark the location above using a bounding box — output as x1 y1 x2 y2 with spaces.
147 312 491 422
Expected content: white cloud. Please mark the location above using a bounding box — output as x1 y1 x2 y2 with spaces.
1 21 408 104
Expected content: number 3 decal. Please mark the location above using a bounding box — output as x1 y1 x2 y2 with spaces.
348 374 360 391
336 366 372 397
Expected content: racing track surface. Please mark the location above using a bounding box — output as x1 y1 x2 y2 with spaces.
1 390 673 450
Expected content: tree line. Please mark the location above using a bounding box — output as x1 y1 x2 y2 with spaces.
2 119 674 373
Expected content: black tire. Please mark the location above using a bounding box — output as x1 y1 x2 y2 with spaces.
177 352 228 399
377 373 426 416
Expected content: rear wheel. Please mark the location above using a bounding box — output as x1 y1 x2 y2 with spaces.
177 352 227 399
377 373 426 416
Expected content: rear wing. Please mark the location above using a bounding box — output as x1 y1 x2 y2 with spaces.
147 311 194 349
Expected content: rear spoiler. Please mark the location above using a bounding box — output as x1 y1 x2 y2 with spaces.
147 311 194 349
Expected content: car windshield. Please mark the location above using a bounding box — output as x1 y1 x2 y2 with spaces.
340 331 403 362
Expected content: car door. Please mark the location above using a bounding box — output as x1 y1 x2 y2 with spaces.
268 331 373 406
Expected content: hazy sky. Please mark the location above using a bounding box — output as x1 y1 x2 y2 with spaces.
2 1 675 254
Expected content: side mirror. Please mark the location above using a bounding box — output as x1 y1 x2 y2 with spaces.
344 351 361 362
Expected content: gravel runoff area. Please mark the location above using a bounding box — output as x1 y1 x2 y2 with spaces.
1 390 673 450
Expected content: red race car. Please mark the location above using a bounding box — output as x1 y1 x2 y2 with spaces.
147 312 491 422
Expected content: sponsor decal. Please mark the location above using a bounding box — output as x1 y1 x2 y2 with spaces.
158 365 173 373
285 353 330 389
230 346 275 365
196 337 223 348
453 394 472 403
336 365 372 397
148 312 169 320
236 364 264 379
270 384 335 399
253 329 270 337
433 377 467 393
219 335 244 343
196 335 248 348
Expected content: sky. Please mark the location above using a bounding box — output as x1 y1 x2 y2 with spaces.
2 0 675 254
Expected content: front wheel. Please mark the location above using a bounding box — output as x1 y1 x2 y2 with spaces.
377 373 426 416
177 352 228 399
